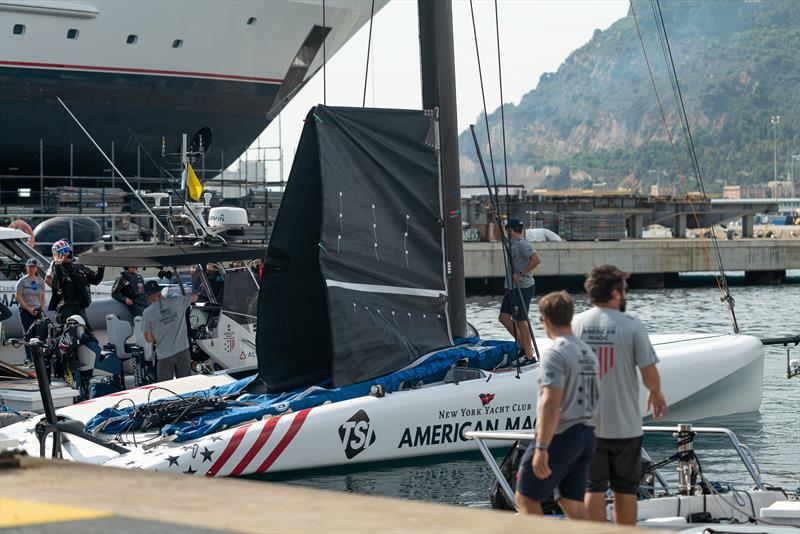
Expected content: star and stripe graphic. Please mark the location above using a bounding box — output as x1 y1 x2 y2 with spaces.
595 345 615 380
196 409 312 477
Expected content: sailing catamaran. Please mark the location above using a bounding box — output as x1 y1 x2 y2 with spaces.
0 104 765 476
0 0 773 479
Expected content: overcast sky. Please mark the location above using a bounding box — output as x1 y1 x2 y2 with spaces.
250 0 628 181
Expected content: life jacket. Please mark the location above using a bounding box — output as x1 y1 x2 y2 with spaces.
49 262 92 311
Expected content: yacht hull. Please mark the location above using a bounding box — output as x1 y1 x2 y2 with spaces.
0 0 386 181
0 66 279 178
1 333 764 475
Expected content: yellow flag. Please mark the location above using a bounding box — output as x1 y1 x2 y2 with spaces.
187 163 203 201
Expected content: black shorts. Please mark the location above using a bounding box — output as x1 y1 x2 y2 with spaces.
500 285 535 321
516 423 596 502
587 436 643 495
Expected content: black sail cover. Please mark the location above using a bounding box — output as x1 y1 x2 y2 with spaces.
257 106 453 391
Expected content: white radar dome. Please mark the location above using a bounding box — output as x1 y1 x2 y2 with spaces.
208 207 249 229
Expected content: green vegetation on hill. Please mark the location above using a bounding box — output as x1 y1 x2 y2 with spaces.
459 0 800 193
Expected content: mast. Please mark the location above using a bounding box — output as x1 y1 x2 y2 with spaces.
180 132 188 193
418 0 467 339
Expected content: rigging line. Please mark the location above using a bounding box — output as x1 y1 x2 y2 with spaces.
469 0 500 201
642 0 733 329
127 129 209 239
484 2 539 362
649 0 688 146
362 0 375 108
648 0 735 330
653 0 739 332
322 0 327 106
629 1 732 326
57 97 170 236
468 0 516 331
470 125 540 362
493 0 511 217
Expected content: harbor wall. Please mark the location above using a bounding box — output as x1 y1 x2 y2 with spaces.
464 238 800 279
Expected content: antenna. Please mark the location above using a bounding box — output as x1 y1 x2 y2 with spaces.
126 129 212 241
56 96 171 236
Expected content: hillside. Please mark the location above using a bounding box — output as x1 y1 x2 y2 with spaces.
458 0 800 192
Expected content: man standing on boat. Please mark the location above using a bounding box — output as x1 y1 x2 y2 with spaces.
573 265 668 525
516 291 598 518
141 280 198 380
111 266 148 317
498 218 541 360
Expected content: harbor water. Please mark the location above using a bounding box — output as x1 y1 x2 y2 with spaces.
263 273 800 506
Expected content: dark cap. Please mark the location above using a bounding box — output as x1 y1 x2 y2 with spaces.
143 280 162 297
26 258 39 267
505 218 524 233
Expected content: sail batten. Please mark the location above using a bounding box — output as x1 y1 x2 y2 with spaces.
325 279 447 298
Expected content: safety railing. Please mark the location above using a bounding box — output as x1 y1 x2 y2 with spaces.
464 423 765 511
1 212 162 249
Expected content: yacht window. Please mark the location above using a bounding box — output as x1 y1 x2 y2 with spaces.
246 17 257 26
13 24 25 35
172 39 183 48
0 239 44 281
67 28 79 40
221 265 260 326
126 34 138 45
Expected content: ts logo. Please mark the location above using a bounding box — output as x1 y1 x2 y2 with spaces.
338 410 376 460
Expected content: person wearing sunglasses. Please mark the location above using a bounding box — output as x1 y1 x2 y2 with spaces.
47 239 104 326
15 258 46 362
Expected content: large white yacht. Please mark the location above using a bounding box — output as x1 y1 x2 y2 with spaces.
0 0 385 185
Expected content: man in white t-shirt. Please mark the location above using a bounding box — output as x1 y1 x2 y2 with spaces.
572 265 667 525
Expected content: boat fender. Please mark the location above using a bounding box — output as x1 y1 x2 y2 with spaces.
9 219 34 246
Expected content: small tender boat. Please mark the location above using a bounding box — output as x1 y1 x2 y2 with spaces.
0 106 767 477
465 424 800 530
0 225 127 364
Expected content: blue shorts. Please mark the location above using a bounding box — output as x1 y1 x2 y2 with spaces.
500 285 535 321
516 423 596 502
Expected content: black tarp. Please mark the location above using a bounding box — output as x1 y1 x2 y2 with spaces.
258 106 452 392
77 245 266 267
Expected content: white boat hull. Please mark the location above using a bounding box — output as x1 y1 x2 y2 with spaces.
2 333 764 476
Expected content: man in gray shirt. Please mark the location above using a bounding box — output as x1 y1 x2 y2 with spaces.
572 265 667 525
142 280 197 381
516 291 597 519
498 218 541 360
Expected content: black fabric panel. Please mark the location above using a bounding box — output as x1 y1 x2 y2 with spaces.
314 107 451 387
316 107 444 290
78 245 267 267
257 109 331 392
327 287 450 387
257 105 452 392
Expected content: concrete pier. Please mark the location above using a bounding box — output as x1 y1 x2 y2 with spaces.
0 456 654 533
464 239 800 285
